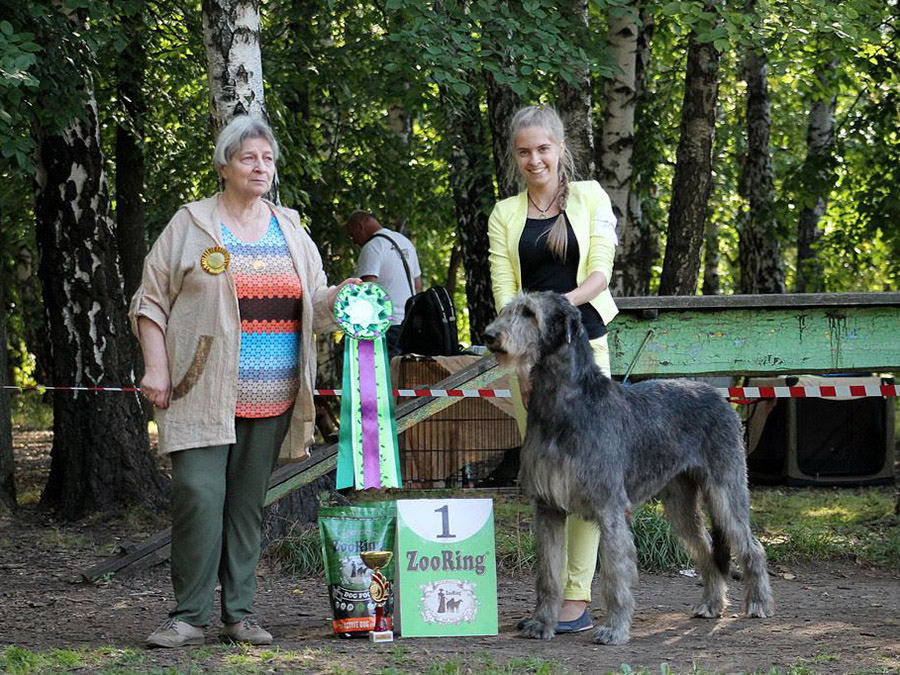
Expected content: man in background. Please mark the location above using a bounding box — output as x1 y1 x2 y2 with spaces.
345 210 422 357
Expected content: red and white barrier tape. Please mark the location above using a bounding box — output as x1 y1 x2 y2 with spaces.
3 384 897 399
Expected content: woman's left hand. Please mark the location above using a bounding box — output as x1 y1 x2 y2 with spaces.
328 278 363 309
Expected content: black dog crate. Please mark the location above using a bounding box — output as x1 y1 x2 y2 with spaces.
746 376 896 486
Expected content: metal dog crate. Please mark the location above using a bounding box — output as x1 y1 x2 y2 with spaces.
394 356 521 488
746 375 896 486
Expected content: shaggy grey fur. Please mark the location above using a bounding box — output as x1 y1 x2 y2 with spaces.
483 292 774 645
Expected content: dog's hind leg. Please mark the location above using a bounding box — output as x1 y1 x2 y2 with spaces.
520 501 567 639
660 477 729 619
704 479 774 619
593 509 637 645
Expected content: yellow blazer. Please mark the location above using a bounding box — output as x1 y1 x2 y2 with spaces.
487 180 619 325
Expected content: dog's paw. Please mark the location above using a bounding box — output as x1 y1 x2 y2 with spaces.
691 601 723 619
593 624 629 645
746 599 774 618
519 617 556 640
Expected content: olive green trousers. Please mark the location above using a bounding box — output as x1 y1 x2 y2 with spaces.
169 410 290 626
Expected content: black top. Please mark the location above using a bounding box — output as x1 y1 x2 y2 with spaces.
518 213 606 339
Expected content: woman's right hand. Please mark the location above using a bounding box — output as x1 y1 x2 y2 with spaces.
137 317 171 409
140 365 171 409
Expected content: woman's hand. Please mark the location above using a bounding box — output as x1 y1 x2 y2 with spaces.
137 317 171 409
564 272 608 307
140 365 171 409
328 277 363 309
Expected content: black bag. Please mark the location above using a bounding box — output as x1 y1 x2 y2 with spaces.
398 286 459 356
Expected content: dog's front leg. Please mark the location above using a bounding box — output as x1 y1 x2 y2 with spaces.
594 510 637 645
520 501 566 640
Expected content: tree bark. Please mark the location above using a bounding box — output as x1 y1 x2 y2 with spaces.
444 79 497 344
0 240 16 512
738 1 784 294
201 0 267 133
701 218 721 295
600 1 641 295
201 0 278 200
658 6 722 296
34 84 168 520
115 1 148 304
556 0 594 178
795 70 836 294
483 7 520 200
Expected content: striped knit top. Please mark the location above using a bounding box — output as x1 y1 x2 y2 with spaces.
223 215 304 418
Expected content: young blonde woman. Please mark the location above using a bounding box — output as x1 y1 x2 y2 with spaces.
487 105 619 633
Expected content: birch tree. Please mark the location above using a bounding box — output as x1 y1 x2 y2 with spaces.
202 0 267 133
33 7 168 519
737 0 784 294
600 1 641 295
795 69 836 293
556 0 594 178
658 1 723 296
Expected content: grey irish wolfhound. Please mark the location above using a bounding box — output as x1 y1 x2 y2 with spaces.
482 291 773 645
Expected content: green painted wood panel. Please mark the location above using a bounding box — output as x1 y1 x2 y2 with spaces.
609 305 900 377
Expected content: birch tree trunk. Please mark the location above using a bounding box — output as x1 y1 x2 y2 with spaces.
34 85 168 520
556 0 594 178
795 70 836 293
658 4 722 296
202 0 267 133
738 2 784 294
600 1 640 295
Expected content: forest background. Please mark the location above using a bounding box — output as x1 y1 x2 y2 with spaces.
0 0 898 521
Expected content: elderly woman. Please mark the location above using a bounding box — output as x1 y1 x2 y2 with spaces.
132 116 356 648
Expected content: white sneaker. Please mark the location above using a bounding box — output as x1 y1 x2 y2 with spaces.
221 615 273 645
146 618 204 648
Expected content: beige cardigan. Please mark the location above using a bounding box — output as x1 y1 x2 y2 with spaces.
487 180 619 324
129 194 336 460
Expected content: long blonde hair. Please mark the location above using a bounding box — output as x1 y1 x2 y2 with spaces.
507 105 577 261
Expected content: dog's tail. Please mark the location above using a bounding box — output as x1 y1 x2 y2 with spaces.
711 526 731 577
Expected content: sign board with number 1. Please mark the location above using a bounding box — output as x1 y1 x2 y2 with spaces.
394 499 498 637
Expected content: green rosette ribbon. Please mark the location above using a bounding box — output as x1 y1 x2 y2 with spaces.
334 282 402 490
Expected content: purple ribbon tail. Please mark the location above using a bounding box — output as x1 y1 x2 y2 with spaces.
358 340 381 489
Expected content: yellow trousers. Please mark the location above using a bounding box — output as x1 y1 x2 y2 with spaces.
510 335 609 602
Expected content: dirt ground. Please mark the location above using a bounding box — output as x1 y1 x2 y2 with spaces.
2 432 900 674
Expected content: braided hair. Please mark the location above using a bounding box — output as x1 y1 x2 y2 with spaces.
507 105 577 261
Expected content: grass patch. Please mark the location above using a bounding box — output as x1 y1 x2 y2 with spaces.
272 486 900 577
267 522 323 577
751 486 900 568
0 645 148 674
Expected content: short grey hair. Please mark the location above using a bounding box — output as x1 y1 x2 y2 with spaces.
213 115 280 168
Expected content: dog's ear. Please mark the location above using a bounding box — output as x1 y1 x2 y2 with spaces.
541 296 581 355
566 306 581 345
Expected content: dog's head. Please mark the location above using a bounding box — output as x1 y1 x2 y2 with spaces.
482 292 584 373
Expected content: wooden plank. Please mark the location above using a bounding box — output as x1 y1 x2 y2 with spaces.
610 304 900 377
616 292 900 311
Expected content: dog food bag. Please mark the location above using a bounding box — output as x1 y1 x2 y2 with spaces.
318 503 396 638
